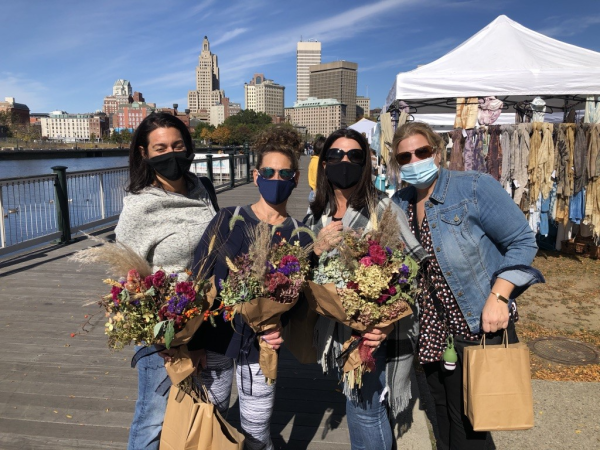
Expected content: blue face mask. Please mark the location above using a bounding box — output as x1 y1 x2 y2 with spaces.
400 157 439 189
256 176 296 205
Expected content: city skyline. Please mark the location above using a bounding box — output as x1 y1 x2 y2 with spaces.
1 0 600 115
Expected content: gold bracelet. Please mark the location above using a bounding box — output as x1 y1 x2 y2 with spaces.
491 292 509 304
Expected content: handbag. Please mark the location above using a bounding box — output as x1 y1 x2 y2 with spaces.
462 330 534 431
160 380 244 450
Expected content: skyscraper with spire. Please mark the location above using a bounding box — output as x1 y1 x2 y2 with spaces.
296 40 321 102
188 36 224 116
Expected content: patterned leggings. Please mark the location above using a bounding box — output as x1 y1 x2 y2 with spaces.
198 351 275 450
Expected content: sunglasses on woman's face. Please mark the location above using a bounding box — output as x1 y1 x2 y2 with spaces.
257 167 296 181
324 148 365 165
395 145 434 166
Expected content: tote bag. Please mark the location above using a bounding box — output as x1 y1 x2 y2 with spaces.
160 384 244 450
463 331 534 431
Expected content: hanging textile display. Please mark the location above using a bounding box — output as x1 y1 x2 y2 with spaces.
486 125 502 181
472 128 487 172
585 124 600 239
454 97 478 129
513 124 531 209
463 129 477 171
515 101 532 123
584 96 600 124
449 128 465 171
379 112 394 164
477 97 504 125
531 97 547 123
499 125 515 190
573 125 589 195
539 123 555 200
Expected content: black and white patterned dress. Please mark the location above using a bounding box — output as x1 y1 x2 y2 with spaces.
407 204 517 364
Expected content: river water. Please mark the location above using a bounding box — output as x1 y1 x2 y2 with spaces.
0 156 129 179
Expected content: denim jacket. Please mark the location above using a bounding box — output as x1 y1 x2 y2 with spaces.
392 168 544 333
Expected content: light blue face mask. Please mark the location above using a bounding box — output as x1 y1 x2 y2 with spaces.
400 157 439 189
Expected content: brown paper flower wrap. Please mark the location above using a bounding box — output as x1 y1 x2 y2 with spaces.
304 281 412 388
233 295 300 384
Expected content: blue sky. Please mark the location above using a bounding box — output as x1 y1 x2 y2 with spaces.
1 0 600 115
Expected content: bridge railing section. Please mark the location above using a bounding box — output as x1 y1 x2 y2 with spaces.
0 151 255 256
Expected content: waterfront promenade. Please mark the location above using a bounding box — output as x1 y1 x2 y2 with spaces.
1 155 598 449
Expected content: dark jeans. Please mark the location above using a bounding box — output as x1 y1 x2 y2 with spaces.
423 323 518 450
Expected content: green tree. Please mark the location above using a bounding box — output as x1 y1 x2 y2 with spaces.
210 126 231 145
193 122 215 140
223 109 272 127
120 128 132 144
0 111 14 137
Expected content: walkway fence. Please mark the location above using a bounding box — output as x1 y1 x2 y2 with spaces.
0 152 255 255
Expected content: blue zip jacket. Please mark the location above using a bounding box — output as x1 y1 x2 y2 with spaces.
392 168 544 334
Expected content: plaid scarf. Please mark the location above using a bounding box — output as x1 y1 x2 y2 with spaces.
306 195 426 417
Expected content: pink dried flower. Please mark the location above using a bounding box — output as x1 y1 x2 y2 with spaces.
368 244 387 265
359 256 373 267
152 270 166 287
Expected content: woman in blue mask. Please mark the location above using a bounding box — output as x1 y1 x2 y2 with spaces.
188 125 312 450
389 122 543 450
304 128 428 450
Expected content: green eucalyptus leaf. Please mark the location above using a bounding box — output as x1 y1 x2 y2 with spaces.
153 321 166 338
144 286 156 296
164 321 175 349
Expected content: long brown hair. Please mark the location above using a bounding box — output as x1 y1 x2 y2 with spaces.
309 128 377 219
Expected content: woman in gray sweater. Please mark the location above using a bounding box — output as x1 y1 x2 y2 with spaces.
114 113 217 450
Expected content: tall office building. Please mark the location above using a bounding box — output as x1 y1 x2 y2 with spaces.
296 41 321 102
188 36 224 115
309 61 358 123
285 97 347 137
356 96 371 119
244 73 285 119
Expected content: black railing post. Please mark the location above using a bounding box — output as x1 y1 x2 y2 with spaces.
51 165 72 244
244 142 251 182
229 154 235 188
205 155 214 183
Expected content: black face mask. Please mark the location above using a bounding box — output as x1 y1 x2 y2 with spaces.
145 151 194 181
325 161 364 189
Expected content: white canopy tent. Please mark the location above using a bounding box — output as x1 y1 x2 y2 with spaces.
383 15 600 127
348 118 377 143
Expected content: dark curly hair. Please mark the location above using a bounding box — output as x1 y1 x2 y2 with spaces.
253 125 303 172
126 112 194 194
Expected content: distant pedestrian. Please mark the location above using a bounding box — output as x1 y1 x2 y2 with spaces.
307 136 325 213
115 112 218 450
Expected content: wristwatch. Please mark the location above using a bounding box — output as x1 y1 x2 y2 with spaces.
491 292 509 304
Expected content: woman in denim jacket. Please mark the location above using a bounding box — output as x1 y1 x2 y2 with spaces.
389 122 543 450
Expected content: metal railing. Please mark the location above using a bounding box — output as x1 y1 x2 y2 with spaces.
0 151 256 255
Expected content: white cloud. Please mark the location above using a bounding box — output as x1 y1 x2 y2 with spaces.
212 28 250 47
0 72 51 111
538 15 600 38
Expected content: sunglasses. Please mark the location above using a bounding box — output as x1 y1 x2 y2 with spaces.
395 145 434 166
324 148 365 165
257 167 296 181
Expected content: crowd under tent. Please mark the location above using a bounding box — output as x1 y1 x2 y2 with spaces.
382 15 600 129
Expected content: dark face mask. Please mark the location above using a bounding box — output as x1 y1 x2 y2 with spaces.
256 176 296 205
145 151 194 181
325 161 364 189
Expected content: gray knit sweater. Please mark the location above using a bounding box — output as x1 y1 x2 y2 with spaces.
115 179 216 273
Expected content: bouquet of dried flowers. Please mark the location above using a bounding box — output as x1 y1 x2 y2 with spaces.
101 268 211 350
216 217 314 384
70 236 216 385
305 205 420 389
